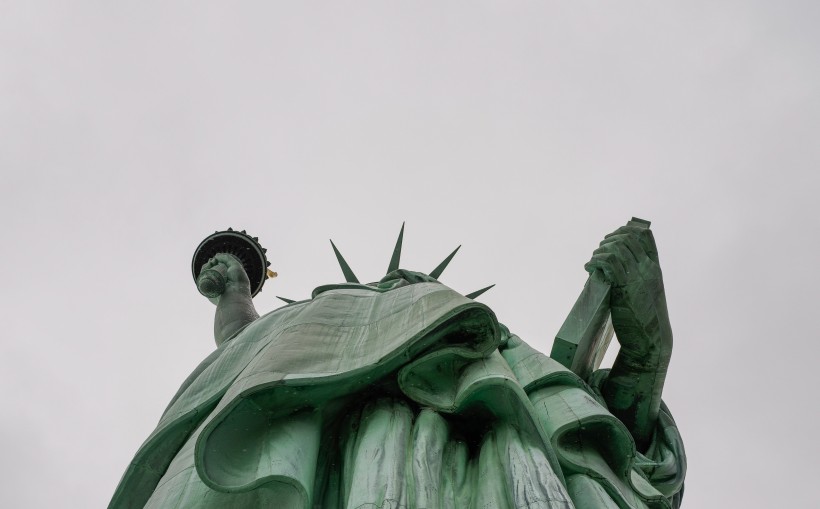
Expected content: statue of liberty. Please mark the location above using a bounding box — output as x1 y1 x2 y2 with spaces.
109 219 685 509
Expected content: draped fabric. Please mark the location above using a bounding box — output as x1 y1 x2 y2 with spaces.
110 281 685 509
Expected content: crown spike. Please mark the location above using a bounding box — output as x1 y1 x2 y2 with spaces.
277 296 296 304
386 222 405 275
429 245 461 279
465 284 495 300
330 240 360 283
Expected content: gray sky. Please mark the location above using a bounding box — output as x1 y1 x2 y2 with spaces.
2 2 819 507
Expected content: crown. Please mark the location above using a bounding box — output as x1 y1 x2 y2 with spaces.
275 223 493 304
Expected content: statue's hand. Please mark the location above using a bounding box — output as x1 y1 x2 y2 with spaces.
198 253 252 302
584 224 672 449
583 225 669 360
584 224 659 288
198 253 259 345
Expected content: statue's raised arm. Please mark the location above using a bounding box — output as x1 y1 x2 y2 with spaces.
584 223 672 450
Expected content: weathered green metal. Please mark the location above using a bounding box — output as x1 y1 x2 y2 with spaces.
330 240 359 283
551 218 651 381
192 229 271 297
587 218 673 449
464 283 495 300
429 245 460 279
110 221 685 509
386 222 405 274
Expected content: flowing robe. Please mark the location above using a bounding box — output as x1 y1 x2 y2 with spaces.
110 281 685 509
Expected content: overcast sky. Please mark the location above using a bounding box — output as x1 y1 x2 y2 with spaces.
2 2 819 507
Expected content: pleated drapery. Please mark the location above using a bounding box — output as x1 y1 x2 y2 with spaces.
111 282 685 509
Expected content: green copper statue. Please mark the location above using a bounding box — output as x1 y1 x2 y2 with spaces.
110 220 685 509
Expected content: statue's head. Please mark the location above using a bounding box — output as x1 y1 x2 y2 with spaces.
376 269 438 289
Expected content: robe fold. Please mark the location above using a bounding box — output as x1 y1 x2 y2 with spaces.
110 281 684 509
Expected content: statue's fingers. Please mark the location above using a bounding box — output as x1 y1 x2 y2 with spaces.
591 243 616 259
604 225 648 240
594 242 636 277
585 252 627 285
611 241 640 274
603 225 658 264
584 255 617 284
599 234 648 264
214 253 242 267
199 257 218 275
211 253 253 289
